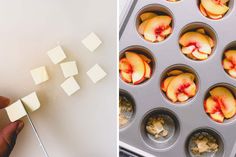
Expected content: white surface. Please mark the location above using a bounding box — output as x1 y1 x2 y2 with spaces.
21 92 41 113
5 100 27 122
0 0 117 157
82 32 102 52
60 61 78 78
47 45 67 64
61 77 80 96
87 64 107 83
30 66 49 85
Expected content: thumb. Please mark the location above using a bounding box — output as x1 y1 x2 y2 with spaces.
0 120 24 157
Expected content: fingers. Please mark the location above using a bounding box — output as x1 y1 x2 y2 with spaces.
0 120 24 157
0 96 10 109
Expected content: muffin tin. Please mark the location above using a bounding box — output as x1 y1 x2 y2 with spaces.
119 0 236 157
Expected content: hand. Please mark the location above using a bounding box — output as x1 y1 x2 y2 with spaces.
0 96 24 157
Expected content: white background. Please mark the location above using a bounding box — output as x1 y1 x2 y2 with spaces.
0 0 117 157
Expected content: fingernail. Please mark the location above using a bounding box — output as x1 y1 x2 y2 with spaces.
16 121 24 135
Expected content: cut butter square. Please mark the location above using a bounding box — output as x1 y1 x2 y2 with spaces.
21 92 41 112
61 77 80 96
47 45 66 64
30 66 49 85
82 32 102 52
87 64 107 83
60 61 78 78
5 100 27 122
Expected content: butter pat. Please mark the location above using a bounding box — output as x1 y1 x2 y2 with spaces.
30 66 49 85
21 92 41 112
82 32 102 52
5 100 27 122
87 64 107 83
61 77 80 96
47 46 66 64
60 61 78 78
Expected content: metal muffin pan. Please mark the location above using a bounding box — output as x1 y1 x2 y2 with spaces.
119 0 236 157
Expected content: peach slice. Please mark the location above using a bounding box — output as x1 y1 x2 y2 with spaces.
144 61 152 78
201 0 229 15
196 28 206 34
192 50 208 60
167 70 184 76
223 58 233 70
181 45 196 54
199 3 208 16
119 58 132 73
210 111 224 123
125 52 146 85
139 54 152 64
140 12 157 22
221 0 229 3
228 69 236 78
184 83 197 97
166 73 196 102
177 93 189 102
161 76 176 92
138 20 149 35
160 26 172 37
204 97 219 114
207 12 223 20
210 87 236 118
120 71 132 83
179 32 212 55
225 50 236 62
144 16 172 42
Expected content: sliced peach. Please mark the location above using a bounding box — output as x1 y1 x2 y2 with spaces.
201 0 229 15
207 11 223 20
119 58 132 73
177 93 189 102
167 70 184 76
139 54 152 64
120 71 132 83
210 111 224 123
138 20 149 35
160 26 172 37
223 58 233 70
181 45 196 54
199 3 208 16
179 32 212 54
184 83 197 97
156 35 165 42
210 87 236 118
161 76 176 92
196 28 206 34
192 50 208 60
144 16 172 42
166 73 195 102
221 0 229 3
225 50 236 63
204 97 219 114
228 69 236 78
140 12 157 22
125 52 146 85
205 36 214 48
187 53 198 60
144 61 152 78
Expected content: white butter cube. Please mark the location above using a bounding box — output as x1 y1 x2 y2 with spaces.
87 64 107 83
5 100 27 122
47 46 66 64
21 92 41 112
60 61 78 78
82 32 102 52
61 77 80 96
30 66 49 85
